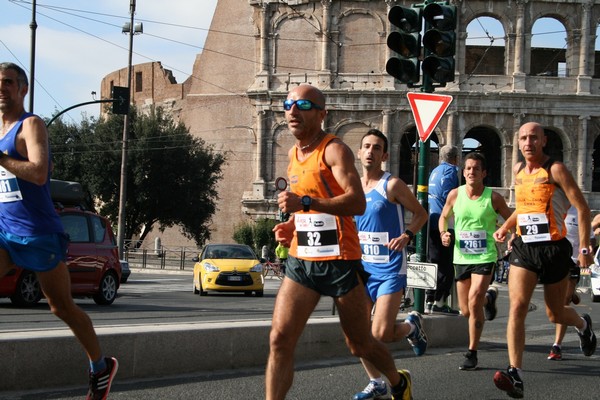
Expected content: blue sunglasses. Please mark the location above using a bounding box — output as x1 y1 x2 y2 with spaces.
283 99 323 111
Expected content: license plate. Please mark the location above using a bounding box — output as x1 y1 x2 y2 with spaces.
228 276 242 281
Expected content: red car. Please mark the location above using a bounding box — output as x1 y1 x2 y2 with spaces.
0 181 122 306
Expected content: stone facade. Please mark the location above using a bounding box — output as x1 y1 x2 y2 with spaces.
101 0 600 247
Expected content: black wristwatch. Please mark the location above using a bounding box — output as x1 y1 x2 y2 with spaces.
301 195 312 212
404 229 415 241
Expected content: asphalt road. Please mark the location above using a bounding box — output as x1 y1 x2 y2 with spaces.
1 270 599 399
0 270 336 333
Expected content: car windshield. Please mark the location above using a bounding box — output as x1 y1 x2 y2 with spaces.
205 245 256 260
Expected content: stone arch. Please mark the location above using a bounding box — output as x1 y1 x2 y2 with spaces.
463 125 503 187
529 16 569 76
465 15 507 75
334 120 374 172
273 12 322 74
397 126 440 186
272 122 295 184
337 9 385 74
542 127 565 162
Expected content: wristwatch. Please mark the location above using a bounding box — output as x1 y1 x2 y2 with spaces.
580 247 590 255
300 195 312 212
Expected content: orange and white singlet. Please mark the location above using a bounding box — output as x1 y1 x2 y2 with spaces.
514 159 569 242
287 134 362 261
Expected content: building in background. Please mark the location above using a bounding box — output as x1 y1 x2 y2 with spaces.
101 0 600 248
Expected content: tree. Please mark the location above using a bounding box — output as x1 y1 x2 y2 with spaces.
48 106 226 246
232 218 277 256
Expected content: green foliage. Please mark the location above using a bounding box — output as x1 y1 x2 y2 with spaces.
48 106 225 246
232 221 254 248
232 218 277 256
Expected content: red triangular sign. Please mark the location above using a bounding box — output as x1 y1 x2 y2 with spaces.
407 92 453 142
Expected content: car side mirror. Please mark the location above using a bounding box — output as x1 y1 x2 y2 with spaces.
192 256 199 262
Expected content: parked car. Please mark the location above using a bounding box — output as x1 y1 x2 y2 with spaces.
120 259 131 283
590 265 600 303
0 180 122 306
192 244 264 297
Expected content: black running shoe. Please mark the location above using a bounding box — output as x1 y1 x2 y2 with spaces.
484 287 498 321
493 367 523 398
87 357 119 400
459 350 478 371
578 313 597 357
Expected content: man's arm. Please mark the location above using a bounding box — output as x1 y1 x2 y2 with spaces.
386 176 428 251
316 138 366 216
438 188 457 247
0 116 49 185
551 162 593 266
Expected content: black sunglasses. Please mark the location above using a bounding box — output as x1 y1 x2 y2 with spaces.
283 99 323 111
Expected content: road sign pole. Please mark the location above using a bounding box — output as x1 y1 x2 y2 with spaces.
413 6 434 312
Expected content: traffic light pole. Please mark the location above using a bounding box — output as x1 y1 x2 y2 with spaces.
413 3 435 313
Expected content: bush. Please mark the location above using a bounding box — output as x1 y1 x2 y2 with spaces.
232 218 278 257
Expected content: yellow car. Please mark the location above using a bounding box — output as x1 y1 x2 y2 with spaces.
192 244 264 297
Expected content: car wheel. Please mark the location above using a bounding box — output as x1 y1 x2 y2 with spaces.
10 270 42 306
93 271 118 305
199 281 208 296
254 290 264 297
193 282 200 294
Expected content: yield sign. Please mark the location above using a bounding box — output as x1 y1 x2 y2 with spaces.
407 92 453 142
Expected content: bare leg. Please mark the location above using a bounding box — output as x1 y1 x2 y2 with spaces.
552 278 578 346
36 262 102 362
544 276 584 329
359 291 409 380
466 274 492 351
265 278 321 400
506 266 538 368
336 284 400 387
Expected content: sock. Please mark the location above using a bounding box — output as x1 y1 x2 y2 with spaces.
553 343 561 349
90 357 107 374
372 377 384 385
435 300 445 307
405 319 416 336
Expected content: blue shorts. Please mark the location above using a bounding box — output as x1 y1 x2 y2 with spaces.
365 274 407 302
0 230 68 272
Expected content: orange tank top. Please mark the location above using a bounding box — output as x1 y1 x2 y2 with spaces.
288 134 362 261
514 159 569 242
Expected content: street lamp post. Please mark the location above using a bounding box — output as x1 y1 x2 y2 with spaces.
116 0 142 258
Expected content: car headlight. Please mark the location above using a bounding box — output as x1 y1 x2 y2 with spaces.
203 262 219 272
250 263 263 273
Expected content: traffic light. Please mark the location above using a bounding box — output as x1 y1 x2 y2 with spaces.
112 86 130 115
385 5 422 85
422 3 457 85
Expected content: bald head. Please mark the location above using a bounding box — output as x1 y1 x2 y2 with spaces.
288 84 326 110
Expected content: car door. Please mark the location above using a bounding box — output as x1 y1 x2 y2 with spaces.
60 212 98 293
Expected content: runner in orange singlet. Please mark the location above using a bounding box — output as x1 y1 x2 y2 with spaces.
265 84 413 400
492 122 596 398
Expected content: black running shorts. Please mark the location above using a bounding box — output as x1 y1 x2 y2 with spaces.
285 255 366 297
508 236 575 284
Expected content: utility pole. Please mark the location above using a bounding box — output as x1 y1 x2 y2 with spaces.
28 0 37 113
117 0 137 258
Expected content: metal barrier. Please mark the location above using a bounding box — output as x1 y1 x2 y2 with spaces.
124 244 198 270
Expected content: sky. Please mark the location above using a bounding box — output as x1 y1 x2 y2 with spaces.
0 0 218 122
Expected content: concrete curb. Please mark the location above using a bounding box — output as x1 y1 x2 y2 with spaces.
0 313 467 391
